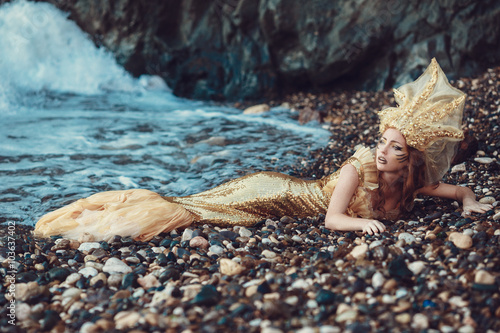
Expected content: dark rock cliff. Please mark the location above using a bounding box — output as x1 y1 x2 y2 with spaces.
30 0 500 100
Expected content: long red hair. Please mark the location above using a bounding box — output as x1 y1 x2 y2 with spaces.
374 147 427 217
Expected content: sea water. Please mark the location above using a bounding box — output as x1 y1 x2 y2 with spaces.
0 1 330 226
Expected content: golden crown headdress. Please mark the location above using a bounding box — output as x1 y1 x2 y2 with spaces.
378 58 466 183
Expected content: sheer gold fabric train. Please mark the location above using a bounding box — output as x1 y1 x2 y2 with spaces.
34 147 378 242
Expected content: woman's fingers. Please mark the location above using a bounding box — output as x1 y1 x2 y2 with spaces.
363 220 386 235
463 203 493 216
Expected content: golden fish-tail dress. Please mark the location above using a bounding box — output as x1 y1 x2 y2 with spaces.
34 147 378 242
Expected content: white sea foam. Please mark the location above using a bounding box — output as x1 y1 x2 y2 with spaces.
0 0 138 97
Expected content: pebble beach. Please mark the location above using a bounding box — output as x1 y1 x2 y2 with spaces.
1 66 499 333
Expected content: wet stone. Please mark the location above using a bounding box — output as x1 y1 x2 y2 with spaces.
40 310 61 331
121 273 138 289
156 253 168 266
191 285 220 306
388 256 413 281
159 267 181 283
371 246 388 261
91 247 107 259
257 281 272 294
220 230 239 241
17 271 38 283
48 267 71 282
316 289 336 305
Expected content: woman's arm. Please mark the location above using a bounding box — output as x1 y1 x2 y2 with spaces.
325 164 386 235
417 183 493 216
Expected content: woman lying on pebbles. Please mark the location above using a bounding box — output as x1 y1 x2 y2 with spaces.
34 59 492 242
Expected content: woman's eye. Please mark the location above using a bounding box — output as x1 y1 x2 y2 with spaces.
394 146 403 151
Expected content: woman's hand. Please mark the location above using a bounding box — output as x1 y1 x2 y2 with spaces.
362 220 386 235
462 198 493 216
418 183 493 217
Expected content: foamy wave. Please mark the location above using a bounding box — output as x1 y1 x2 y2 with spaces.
0 0 140 96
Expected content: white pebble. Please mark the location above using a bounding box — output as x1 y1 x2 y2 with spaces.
291 279 311 289
181 228 193 242
62 287 82 299
411 313 429 330
371 271 385 289
151 247 165 254
262 250 277 259
78 242 101 252
493 211 500 221
103 258 132 274
408 261 426 275
451 163 466 173
16 302 31 321
479 196 495 204
65 273 82 285
262 238 272 245
369 240 383 249
395 288 408 299
208 245 225 255
79 267 98 278
398 232 416 245
382 294 395 304
463 229 474 237
239 227 253 238
284 295 299 306
306 299 318 309
474 157 494 164
319 326 341 333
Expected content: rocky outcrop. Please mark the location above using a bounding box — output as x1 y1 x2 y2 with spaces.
36 0 500 100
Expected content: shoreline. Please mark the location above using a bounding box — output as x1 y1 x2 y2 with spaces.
1 67 499 332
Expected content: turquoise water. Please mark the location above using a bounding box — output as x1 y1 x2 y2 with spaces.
0 1 329 225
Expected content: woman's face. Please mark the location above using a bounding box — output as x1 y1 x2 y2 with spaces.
376 128 409 172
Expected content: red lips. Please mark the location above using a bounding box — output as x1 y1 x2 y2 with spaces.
377 156 387 164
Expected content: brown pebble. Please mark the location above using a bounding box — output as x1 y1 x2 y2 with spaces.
220 258 245 276
95 319 115 330
51 239 70 251
425 232 436 241
112 290 131 300
474 270 496 285
90 273 107 287
449 232 473 249
189 236 209 249
383 279 398 292
69 240 81 250
393 300 411 313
